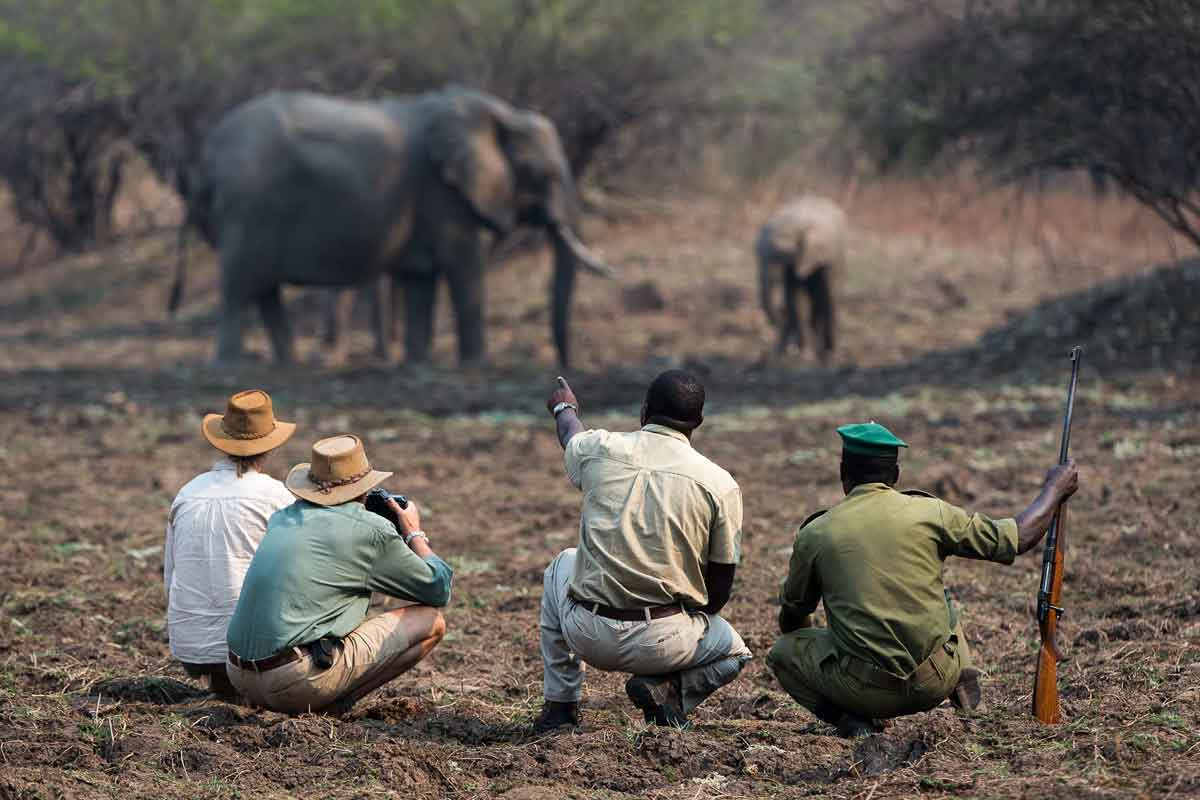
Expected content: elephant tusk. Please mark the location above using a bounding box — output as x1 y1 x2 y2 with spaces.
556 225 620 280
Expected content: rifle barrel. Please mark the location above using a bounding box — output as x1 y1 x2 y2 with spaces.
1057 347 1082 465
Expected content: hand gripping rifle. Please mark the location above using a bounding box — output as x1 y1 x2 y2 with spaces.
1032 346 1082 724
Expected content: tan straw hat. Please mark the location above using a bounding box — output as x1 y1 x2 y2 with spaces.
285 434 393 506
202 389 296 456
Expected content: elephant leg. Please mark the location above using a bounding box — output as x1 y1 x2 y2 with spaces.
257 286 294 365
808 266 834 364
215 297 249 364
389 274 405 346
403 275 438 364
780 267 803 355
321 291 339 347
367 276 391 361
443 234 487 365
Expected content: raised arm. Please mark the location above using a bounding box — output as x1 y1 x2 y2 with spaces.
368 497 454 608
546 376 584 450
1015 459 1079 554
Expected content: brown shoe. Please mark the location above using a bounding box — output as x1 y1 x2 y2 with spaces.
950 667 984 711
625 675 690 730
533 700 580 733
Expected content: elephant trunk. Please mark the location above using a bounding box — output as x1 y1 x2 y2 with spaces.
550 229 577 368
543 175 615 367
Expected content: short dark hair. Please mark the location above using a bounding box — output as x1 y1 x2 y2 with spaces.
644 370 705 431
840 452 899 488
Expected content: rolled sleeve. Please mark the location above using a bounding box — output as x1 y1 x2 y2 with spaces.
707 486 743 565
564 429 607 489
367 536 455 607
936 501 1020 565
780 532 822 617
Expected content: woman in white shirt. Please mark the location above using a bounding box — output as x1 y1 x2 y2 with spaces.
164 389 295 700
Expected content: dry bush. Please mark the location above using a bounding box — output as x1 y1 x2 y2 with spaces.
840 0 1200 250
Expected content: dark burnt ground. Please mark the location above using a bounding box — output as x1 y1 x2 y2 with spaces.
1 201 1198 798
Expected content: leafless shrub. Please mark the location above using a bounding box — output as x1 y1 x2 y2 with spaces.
840 0 1200 249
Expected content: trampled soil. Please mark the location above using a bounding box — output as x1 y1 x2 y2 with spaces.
0 193 1197 798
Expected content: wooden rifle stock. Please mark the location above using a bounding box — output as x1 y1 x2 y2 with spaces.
1033 502 1066 723
1032 347 1081 724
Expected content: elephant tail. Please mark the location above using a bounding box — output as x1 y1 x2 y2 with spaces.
168 171 214 315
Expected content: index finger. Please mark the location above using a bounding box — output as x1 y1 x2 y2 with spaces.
556 376 570 390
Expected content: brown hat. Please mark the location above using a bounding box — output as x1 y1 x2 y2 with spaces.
202 389 296 456
285 434 392 506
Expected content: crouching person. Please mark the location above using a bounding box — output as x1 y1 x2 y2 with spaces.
535 372 752 733
225 435 452 715
767 422 1078 737
165 389 296 701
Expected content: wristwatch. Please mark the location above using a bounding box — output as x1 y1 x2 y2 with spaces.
403 530 428 546
552 401 578 417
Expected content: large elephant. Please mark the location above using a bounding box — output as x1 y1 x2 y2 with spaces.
756 196 846 364
170 86 612 366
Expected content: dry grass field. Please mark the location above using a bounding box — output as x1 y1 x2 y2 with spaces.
0 180 1197 799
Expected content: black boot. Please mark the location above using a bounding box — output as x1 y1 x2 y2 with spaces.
533 700 580 733
625 674 690 730
835 712 886 739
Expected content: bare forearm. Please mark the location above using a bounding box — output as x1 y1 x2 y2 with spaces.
556 409 585 449
1014 459 1079 555
701 563 735 615
1015 487 1065 554
408 536 435 560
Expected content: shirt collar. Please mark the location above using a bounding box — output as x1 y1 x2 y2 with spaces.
641 423 691 446
846 482 893 498
211 456 259 475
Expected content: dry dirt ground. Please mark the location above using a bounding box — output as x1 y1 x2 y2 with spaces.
0 186 1197 799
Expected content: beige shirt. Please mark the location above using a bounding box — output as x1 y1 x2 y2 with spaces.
565 424 743 609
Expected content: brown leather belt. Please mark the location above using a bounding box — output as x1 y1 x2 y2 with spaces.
227 647 302 672
846 637 958 692
574 596 687 622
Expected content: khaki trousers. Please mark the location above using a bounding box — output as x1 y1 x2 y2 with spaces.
226 612 413 715
768 620 973 722
540 548 752 712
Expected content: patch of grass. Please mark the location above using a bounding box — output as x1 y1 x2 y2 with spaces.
1148 711 1186 730
446 557 495 576
53 541 102 558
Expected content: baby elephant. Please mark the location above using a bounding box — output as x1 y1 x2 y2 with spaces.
756 196 847 364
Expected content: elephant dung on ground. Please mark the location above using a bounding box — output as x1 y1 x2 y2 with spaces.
169 86 613 367
756 195 847 363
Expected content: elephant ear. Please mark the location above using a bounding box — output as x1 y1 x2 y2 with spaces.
429 98 517 235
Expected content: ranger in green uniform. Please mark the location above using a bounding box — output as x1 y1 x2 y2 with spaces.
768 422 1079 737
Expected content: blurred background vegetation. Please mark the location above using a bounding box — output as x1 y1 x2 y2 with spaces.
0 0 1197 258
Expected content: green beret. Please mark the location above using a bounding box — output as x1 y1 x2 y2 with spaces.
837 421 908 457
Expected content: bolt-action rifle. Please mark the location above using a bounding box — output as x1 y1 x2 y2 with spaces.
1032 346 1082 725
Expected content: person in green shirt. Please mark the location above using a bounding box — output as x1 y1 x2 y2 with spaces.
226 434 453 715
767 422 1079 737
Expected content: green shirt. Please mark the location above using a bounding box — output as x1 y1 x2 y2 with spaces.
227 500 453 661
780 483 1018 677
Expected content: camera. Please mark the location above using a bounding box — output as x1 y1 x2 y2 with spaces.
364 487 409 530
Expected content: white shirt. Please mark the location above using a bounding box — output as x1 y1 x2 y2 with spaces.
164 458 294 663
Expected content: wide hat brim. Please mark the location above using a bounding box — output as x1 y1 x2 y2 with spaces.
202 414 296 456
285 462 393 506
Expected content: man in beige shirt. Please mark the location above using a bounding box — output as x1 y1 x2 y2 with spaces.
535 371 752 732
